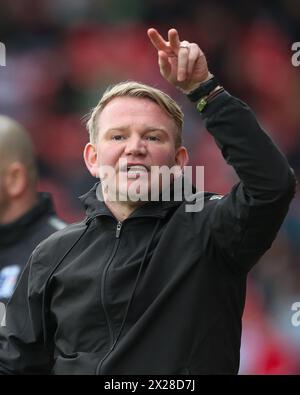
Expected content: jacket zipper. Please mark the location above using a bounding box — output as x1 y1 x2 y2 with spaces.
96 218 161 375
97 220 122 374
115 221 122 238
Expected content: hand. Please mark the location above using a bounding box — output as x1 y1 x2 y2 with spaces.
147 28 212 94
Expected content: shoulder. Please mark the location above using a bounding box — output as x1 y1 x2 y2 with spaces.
36 220 87 255
45 216 67 232
29 220 88 279
31 214 68 242
180 191 225 213
26 220 89 290
172 191 225 227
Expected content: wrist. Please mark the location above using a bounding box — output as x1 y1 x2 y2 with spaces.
199 71 214 84
186 75 220 102
185 75 225 112
182 72 214 95
195 86 225 112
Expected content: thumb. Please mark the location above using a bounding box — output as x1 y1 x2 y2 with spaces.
158 50 171 79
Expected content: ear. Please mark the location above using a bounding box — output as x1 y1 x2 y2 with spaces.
175 146 189 168
83 143 99 178
6 162 27 198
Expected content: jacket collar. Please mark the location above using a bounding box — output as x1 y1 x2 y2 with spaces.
0 192 56 246
79 180 192 222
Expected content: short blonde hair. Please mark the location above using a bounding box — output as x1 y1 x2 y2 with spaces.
86 81 184 147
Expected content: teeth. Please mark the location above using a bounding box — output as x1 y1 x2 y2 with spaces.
127 166 148 172
126 165 148 178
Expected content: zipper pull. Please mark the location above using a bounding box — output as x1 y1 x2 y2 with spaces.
115 221 122 238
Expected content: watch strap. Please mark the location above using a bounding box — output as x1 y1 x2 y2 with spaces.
187 76 220 102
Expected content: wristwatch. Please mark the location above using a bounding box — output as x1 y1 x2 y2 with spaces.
187 76 220 102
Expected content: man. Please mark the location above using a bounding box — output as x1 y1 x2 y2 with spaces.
0 29 296 374
0 116 66 304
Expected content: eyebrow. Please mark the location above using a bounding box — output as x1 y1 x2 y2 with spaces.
103 126 169 135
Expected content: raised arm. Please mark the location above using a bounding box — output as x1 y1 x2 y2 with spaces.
148 28 297 272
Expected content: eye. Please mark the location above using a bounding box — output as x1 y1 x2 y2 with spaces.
146 135 160 141
112 135 126 141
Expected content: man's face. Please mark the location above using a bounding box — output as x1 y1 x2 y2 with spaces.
86 96 188 201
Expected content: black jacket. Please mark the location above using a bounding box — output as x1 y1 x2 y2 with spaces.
0 92 296 375
0 193 66 303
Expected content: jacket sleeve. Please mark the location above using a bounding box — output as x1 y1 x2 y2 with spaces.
200 91 296 273
0 247 53 374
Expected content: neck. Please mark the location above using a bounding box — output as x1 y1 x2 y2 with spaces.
0 191 38 225
104 198 145 222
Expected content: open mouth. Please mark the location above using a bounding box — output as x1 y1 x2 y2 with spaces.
126 165 149 178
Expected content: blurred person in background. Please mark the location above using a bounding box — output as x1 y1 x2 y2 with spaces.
0 115 66 305
0 27 296 375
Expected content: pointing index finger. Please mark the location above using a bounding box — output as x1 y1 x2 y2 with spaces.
147 28 169 52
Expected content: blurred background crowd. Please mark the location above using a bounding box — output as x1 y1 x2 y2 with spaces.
0 0 299 374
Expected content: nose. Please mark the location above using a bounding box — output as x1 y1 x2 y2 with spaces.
124 136 147 156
